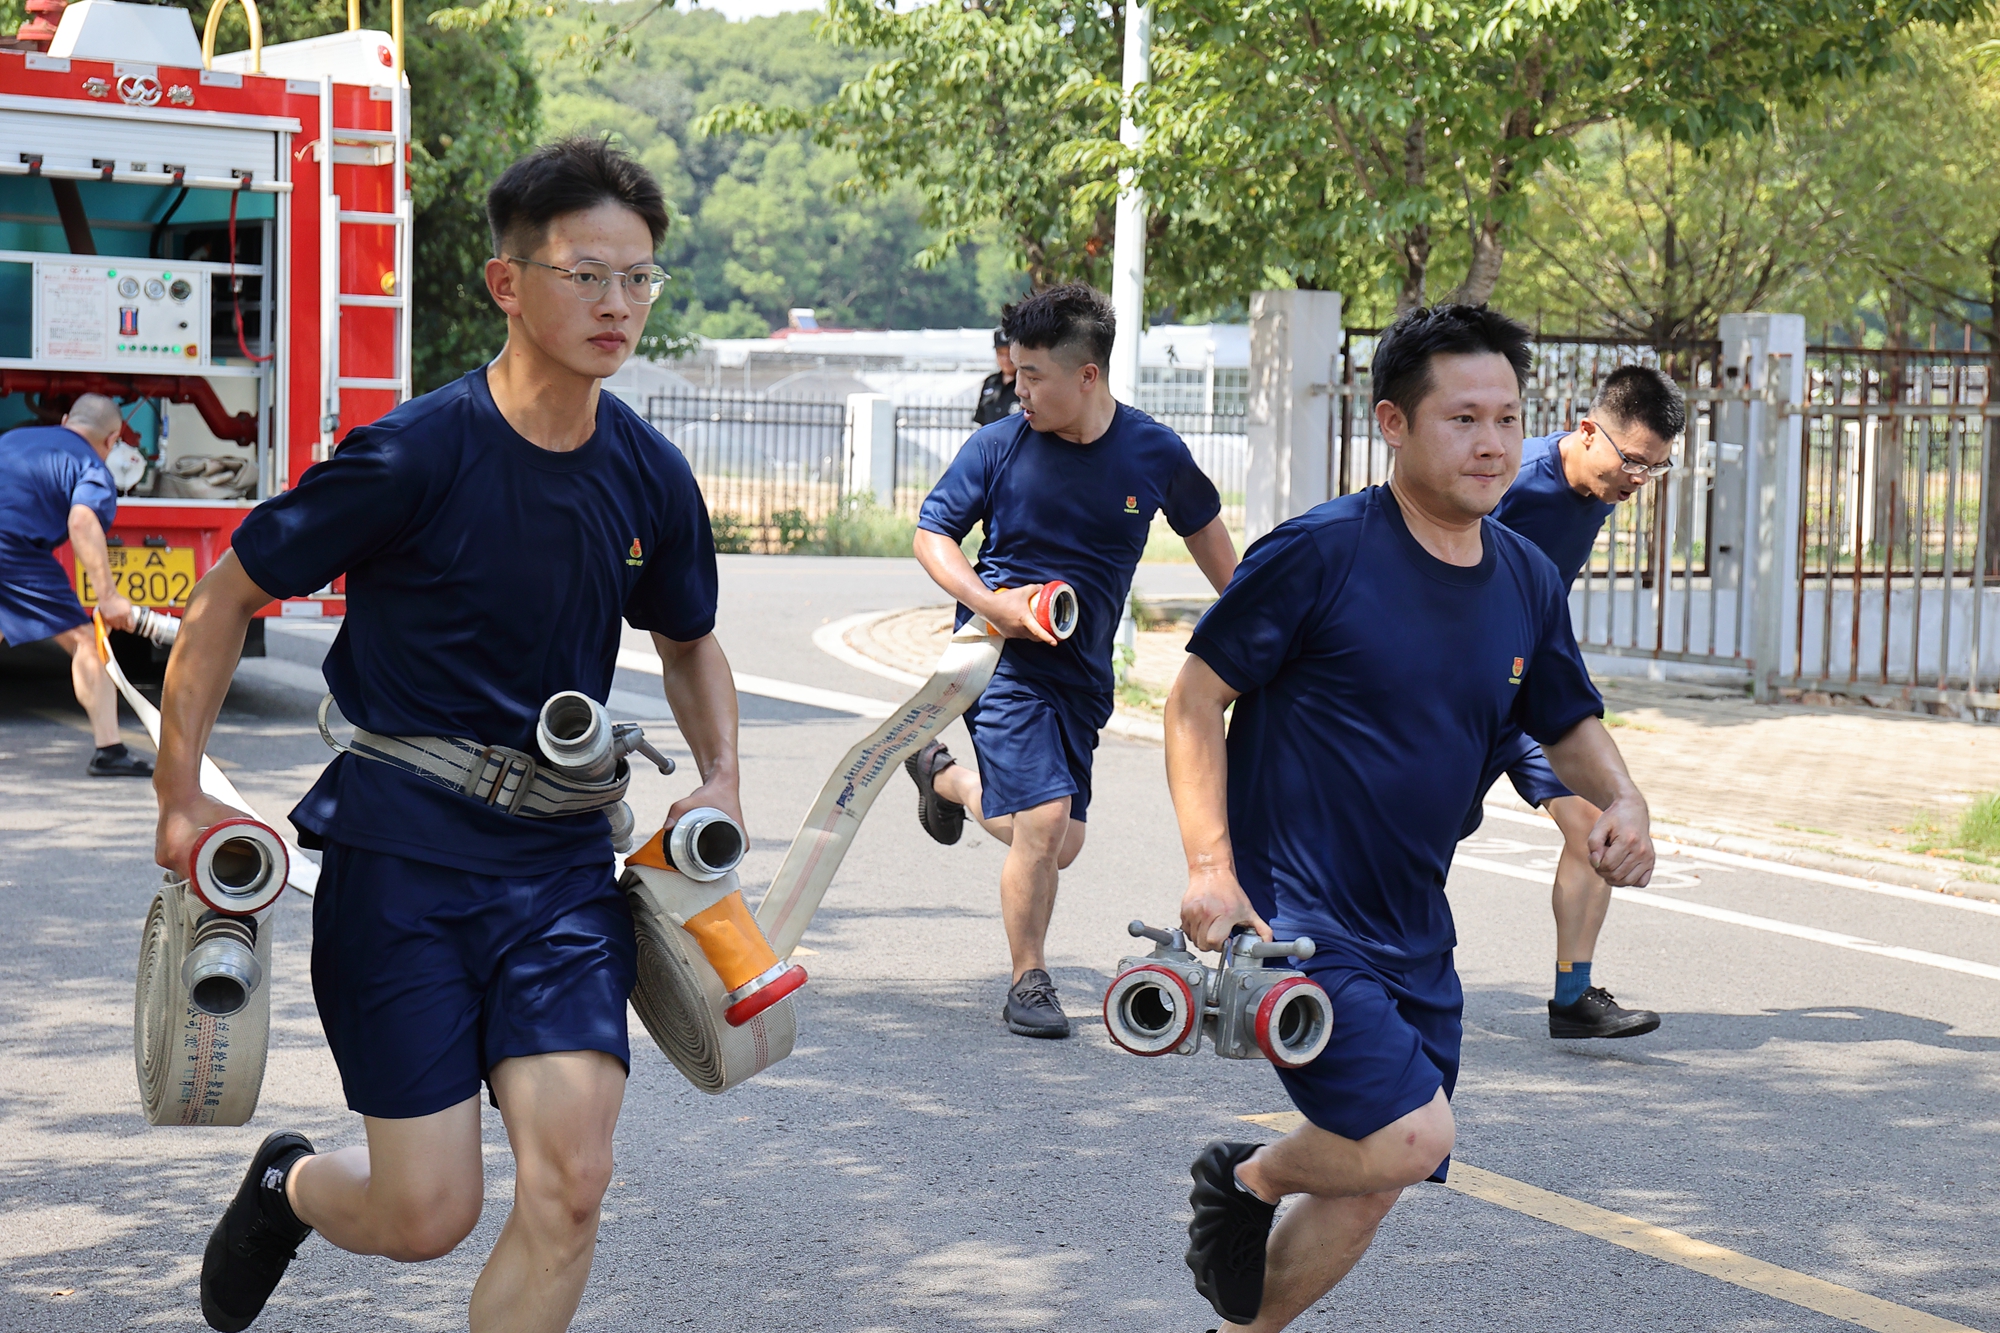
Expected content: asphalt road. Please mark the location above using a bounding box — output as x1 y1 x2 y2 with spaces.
2 553 1997 1332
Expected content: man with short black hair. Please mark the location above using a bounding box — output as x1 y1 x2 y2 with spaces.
1473 362 1685 1039
972 321 1020 425
906 282 1237 1037
155 136 740 1332
0 393 152 775
1165 305 1656 1331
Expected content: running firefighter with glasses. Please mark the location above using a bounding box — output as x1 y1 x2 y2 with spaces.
155 137 735 1333
1468 364 1684 1040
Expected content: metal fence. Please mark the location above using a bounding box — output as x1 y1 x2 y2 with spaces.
640 391 849 552
1791 348 1996 705
641 389 1248 551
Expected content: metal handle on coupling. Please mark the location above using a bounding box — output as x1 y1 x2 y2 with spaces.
1239 936 1317 961
1128 919 1187 951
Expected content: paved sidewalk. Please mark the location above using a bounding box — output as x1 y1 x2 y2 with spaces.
844 605 2000 894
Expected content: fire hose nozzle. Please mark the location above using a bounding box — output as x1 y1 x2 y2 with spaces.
667 808 746 882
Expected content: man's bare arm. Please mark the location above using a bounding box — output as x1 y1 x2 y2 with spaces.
1541 715 1654 887
154 552 273 868
651 631 743 830
67 503 134 630
1183 516 1238 596
911 527 1058 645
1165 654 1270 949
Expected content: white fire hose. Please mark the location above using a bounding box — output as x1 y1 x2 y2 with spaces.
754 582 1078 958
99 611 312 1126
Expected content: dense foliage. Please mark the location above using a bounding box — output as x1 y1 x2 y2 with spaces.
534 5 1023 336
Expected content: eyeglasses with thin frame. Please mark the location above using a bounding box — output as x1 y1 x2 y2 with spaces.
508 256 669 306
1587 418 1676 479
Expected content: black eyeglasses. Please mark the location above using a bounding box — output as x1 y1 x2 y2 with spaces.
1588 418 1676 479
508 256 668 305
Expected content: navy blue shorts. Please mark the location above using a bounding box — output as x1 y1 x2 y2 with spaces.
1275 950 1462 1181
0 544 87 646
1459 728 1575 839
962 673 1108 822
311 841 636 1120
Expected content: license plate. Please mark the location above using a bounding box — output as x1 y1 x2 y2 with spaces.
77 545 198 608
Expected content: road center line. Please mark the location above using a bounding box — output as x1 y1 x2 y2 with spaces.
1453 854 2000 983
1237 1113 1976 1333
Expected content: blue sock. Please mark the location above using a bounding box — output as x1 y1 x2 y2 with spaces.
1554 960 1592 1007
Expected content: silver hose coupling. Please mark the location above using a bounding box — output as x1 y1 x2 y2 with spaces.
1104 919 1333 1067
666 807 746 882
188 818 289 916
181 912 263 1017
537 692 677 783
130 606 180 647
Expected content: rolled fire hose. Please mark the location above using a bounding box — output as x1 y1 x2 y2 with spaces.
622 809 805 1094
97 611 309 1125
754 581 1077 959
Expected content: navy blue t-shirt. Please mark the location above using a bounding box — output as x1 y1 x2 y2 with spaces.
232 369 718 876
1188 486 1602 967
1489 431 1615 587
0 425 117 551
917 404 1220 697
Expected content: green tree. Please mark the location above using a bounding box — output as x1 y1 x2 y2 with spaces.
534 4 1011 333
699 0 1124 293
1120 0 1991 316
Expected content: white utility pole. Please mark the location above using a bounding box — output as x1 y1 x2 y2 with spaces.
1107 1 1150 404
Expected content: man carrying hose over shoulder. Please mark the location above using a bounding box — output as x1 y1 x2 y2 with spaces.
152 137 740 1333
905 283 1238 1038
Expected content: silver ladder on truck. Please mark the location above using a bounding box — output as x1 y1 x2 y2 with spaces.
316 73 409 458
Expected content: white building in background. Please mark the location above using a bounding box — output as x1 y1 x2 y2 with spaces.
670 323 1250 416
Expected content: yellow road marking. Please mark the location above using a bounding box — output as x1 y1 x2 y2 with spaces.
1238 1113 1977 1333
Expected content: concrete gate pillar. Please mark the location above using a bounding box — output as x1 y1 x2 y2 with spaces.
1246 290 1343 543
845 393 896 508
1717 313 1807 700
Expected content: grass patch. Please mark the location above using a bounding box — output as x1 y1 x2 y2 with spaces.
1906 795 2000 866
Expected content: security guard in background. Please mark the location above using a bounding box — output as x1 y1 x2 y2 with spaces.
973 324 1021 426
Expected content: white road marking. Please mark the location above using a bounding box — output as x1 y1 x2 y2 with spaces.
615 648 895 718
810 612 926 686
1481 803 2000 918
1453 854 2000 983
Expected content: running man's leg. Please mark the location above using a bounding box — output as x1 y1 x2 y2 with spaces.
51 622 120 747
1545 792 1611 965
468 1050 627 1333
1226 1094 1455 1332
289 1099 485 1260
930 767 1087 974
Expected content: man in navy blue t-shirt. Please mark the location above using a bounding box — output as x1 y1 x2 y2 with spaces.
1164 306 1658 1332
152 140 738 1333
907 284 1237 1038
1478 365 1684 1040
0 396 152 776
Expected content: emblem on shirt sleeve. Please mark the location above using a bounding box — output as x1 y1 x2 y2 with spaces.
1124 495 1139 513
626 537 645 567
1509 656 1524 685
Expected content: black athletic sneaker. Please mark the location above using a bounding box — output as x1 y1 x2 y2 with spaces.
87 744 153 777
1549 986 1661 1039
905 740 966 845
200 1131 315 1332
1186 1141 1277 1326
1003 968 1071 1038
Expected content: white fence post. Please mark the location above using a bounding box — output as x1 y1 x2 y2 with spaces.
1246 290 1343 542
1719 313 1806 702
844 393 896 508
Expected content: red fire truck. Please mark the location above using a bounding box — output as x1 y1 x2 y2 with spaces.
2 0 409 665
